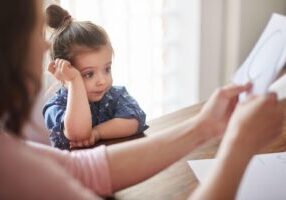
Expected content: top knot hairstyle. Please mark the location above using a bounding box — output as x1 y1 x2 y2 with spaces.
46 4 112 63
46 4 71 29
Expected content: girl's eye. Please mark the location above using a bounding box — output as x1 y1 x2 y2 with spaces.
82 72 94 79
106 67 111 73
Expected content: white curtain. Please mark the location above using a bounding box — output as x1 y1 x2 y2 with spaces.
59 0 163 120
51 0 201 120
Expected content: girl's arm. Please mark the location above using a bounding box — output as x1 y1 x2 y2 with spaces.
70 86 148 148
69 118 139 148
48 59 92 141
64 74 92 140
94 87 147 139
93 118 138 139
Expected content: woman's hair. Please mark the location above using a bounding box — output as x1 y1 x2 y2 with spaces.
46 5 112 63
0 0 39 136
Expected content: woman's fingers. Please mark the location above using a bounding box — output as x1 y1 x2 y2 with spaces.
225 91 283 153
244 92 278 105
266 92 278 104
220 82 252 99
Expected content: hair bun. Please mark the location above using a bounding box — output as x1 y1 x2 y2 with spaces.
46 5 71 29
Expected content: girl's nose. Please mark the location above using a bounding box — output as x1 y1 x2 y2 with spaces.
96 74 106 86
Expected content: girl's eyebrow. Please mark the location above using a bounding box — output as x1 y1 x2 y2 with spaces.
80 67 93 73
105 61 112 66
80 61 112 72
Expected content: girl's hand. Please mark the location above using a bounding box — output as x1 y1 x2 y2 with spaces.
48 58 80 82
197 83 252 139
222 93 283 154
70 129 101 149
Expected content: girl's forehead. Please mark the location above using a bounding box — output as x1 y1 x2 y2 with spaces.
73 47 112 69
74 45 112 58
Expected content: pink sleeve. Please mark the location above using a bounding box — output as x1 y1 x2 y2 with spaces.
26 141 113 197
68 146 113 196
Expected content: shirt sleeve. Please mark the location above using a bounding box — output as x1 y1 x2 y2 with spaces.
113 87 149 133
1 135 105 200
42 88 70 149
25 141 113 197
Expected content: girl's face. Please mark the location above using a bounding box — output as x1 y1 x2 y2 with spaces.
73 46 113 102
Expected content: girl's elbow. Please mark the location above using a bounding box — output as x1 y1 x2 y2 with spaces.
130 119 139 134
64 127 91 141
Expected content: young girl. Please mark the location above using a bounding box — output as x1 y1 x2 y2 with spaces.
43 5 148 150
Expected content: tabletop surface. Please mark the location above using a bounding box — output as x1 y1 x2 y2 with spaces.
113 101 286 200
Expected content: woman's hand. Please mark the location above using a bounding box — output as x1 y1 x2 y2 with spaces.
222 93 284 155
189 93 283 200
70 128 101 149
197 83 252 139
48 58 80 82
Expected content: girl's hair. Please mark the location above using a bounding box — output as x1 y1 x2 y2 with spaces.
0 0 39 136
46 5 112 63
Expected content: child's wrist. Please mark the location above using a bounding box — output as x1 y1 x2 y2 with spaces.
93 128 101 141
67 71 81 83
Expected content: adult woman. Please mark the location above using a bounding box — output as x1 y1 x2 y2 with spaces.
0 0 283 199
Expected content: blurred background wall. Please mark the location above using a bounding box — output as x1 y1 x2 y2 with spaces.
43 0 286 120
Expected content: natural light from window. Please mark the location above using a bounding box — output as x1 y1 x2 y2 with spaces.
55 0 201 121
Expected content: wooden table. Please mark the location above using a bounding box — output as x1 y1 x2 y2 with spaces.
112 101 286 200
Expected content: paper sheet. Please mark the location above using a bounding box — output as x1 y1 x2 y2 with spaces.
188 152 286 200
233 13 286 99
191 13 286 199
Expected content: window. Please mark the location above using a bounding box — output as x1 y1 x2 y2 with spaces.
46 0 201 120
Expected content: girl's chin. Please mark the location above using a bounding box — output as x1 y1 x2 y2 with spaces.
89 95 104 102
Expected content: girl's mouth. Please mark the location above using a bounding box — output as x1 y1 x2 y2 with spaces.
91 90 105 96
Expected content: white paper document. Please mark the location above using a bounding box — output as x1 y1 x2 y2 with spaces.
269 73 286 100
233 13 286 98
188 152 286 200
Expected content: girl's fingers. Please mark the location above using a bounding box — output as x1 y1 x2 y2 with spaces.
70 142 75 148
48 60 64 81
72 141 83 148
90 134 96 144
55 59 61 68
47 62 56 74
77 142 84 148
83 140 90 147
57 59 64 71
70 139 92 148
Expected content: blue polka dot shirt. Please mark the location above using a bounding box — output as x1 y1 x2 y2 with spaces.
42 86 149 150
